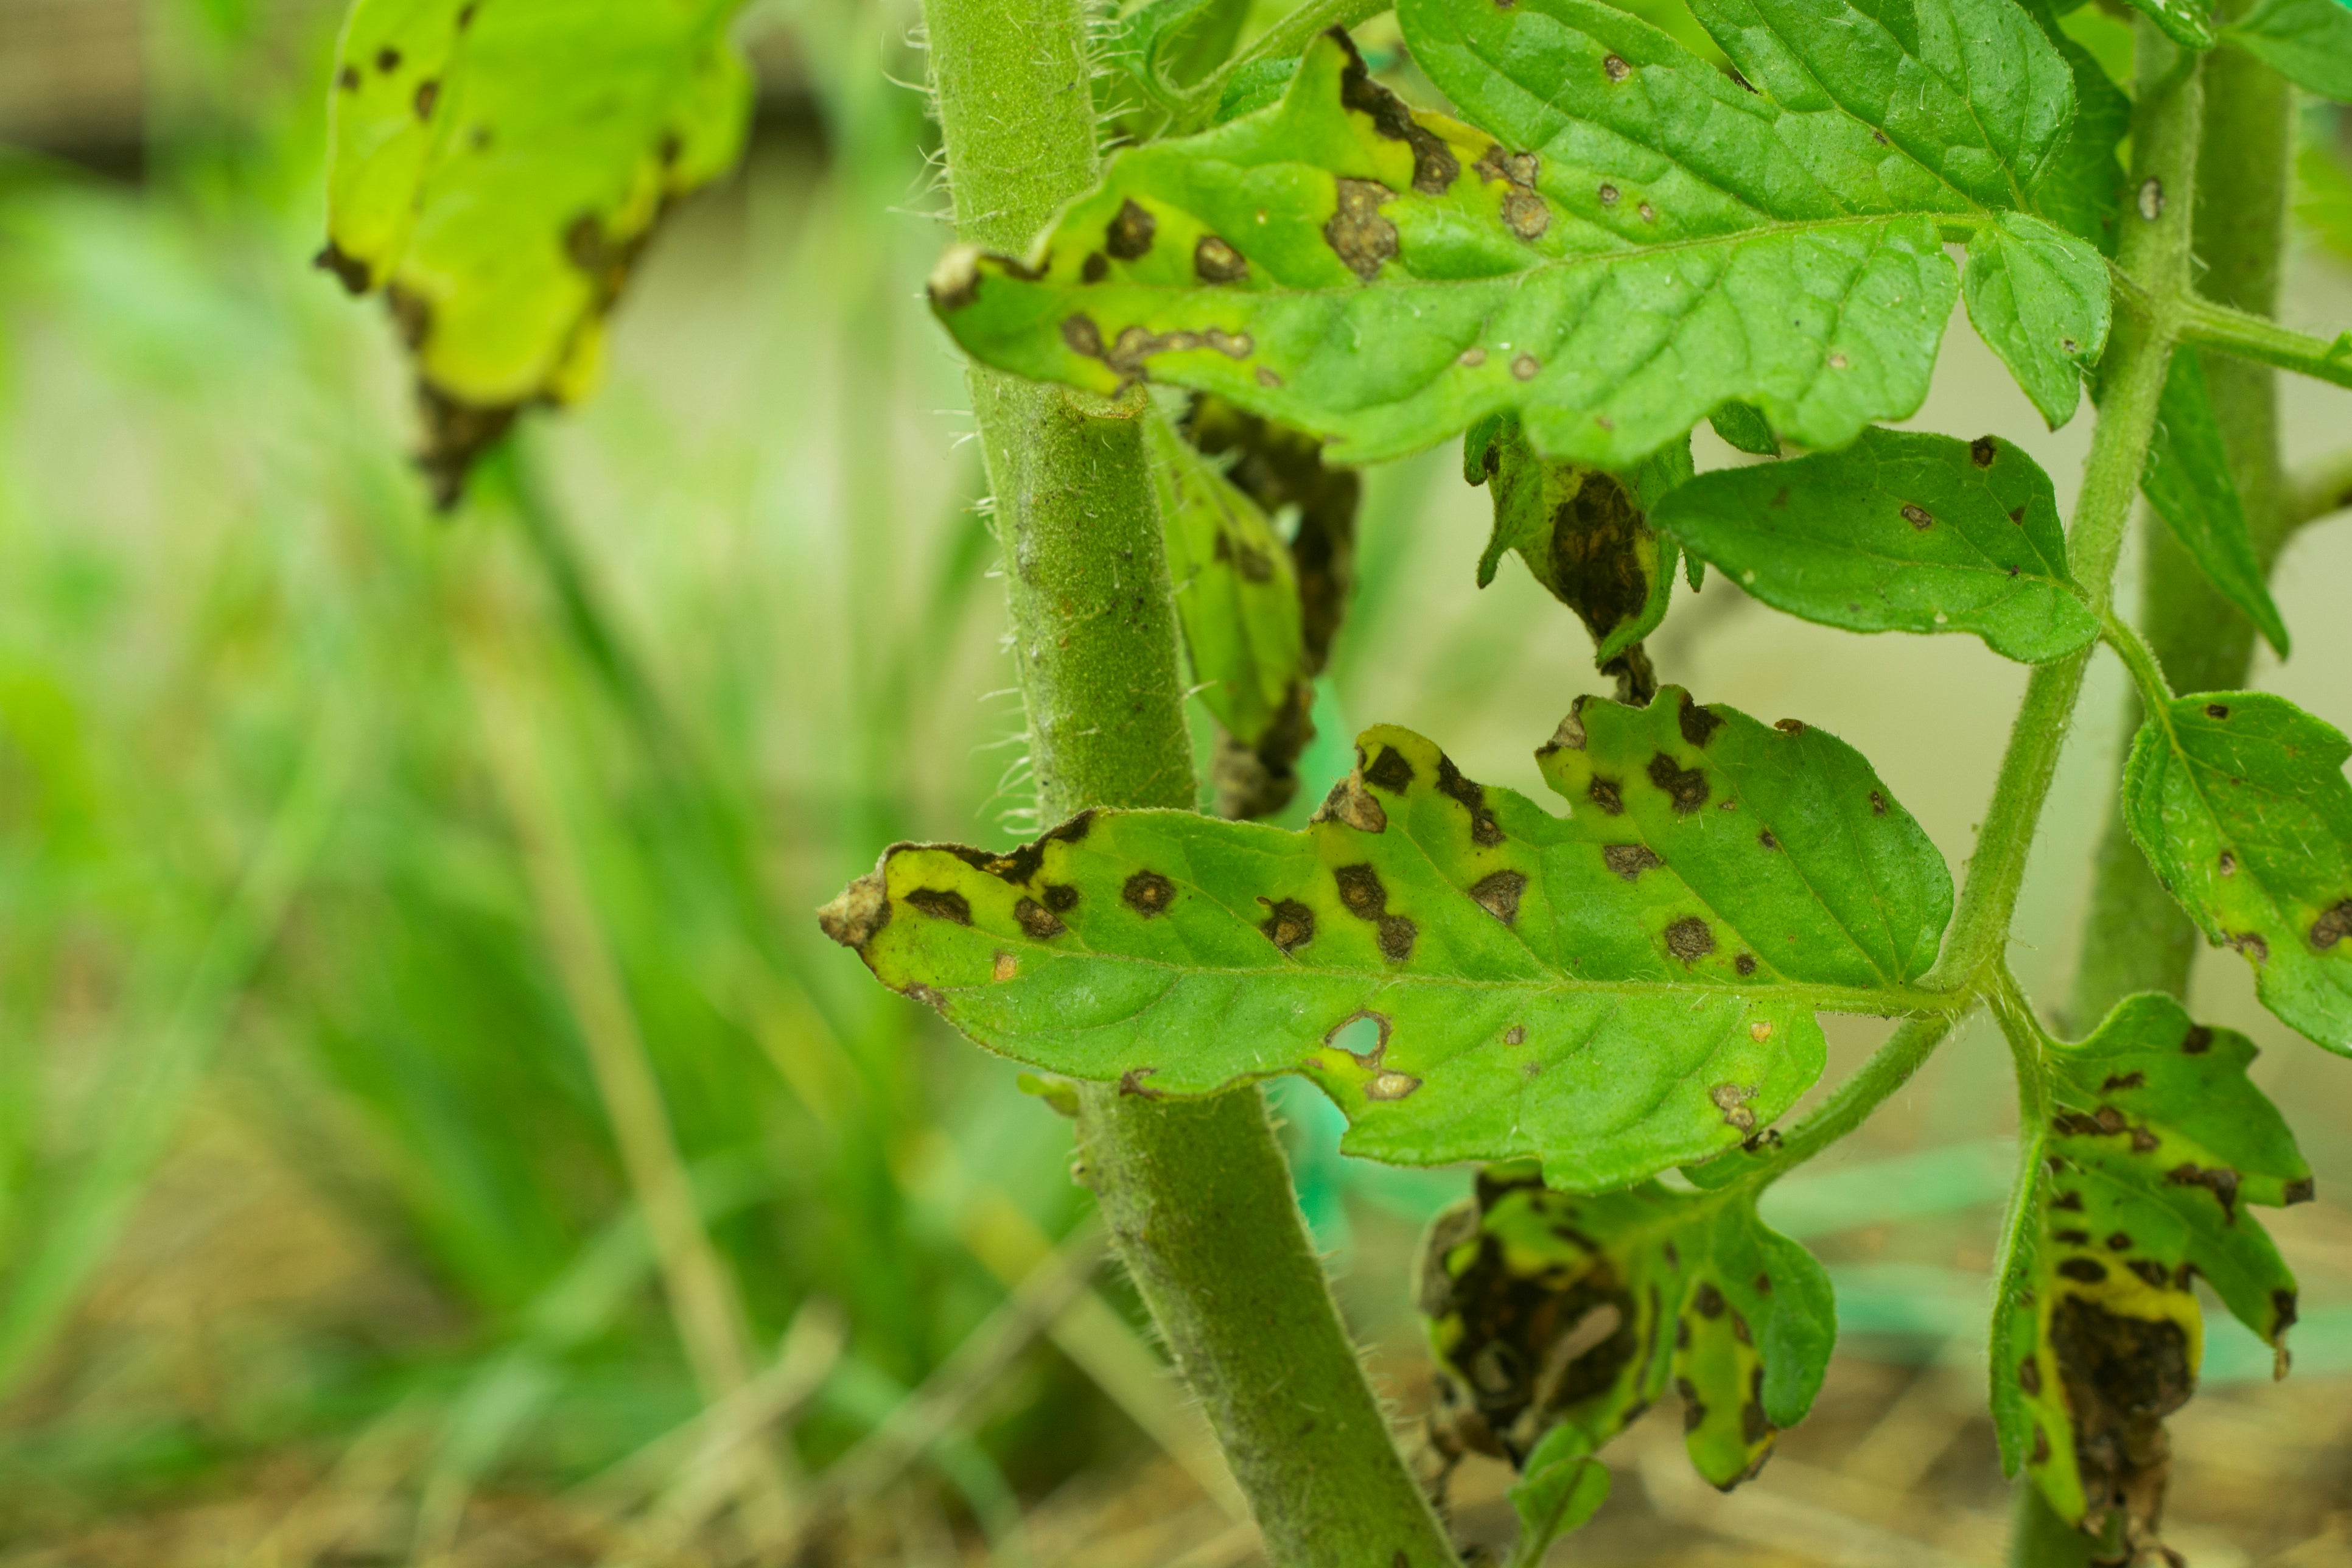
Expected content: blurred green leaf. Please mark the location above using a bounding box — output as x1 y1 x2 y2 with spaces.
2141 352 2292 657
1504 1423 1610 1566
320 0 754 499
1421 1164 1836 1489
2123 692 2352 1053
2225 0 2352 102
2114 0 2219 48
1654 429 2101 663
822 692 1954 1186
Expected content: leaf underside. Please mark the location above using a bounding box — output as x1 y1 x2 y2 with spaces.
1991 995 2308 1539
2123 692 2352 1054
929 0 2102 469
1421 1164 1836 1489
320 0 751 498
1653 427 2100 663
820 690 1953 1188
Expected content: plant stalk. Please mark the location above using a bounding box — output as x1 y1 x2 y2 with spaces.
1929 21 2202 993
2069 14 2295 1026
919 0 1457 1559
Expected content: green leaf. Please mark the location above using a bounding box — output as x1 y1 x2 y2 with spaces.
1963 212 2112 429
1148 411 1307 749
2141 352 2292 657
1421 1164 1837 1488
2116 0 2221 48
1651 428 2102 663
2225 0 2352 99
320 0 752 500
1503 1424 1610 1567
819 691 1955 1187
2123 692 2352 1053
1105 0 1254 103
2021 0 2133 251
1991 994 2308 1538
1466 417 1685 685
1709 402 1780 458
930 20 1986 470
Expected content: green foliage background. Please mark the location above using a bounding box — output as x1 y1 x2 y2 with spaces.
4 0 2352 1557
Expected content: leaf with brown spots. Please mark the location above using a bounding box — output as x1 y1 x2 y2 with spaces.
1421 1164 1836 1493
1991 995 2308 1548
1466 413 1690 698
818 691 1953 1186
1651 428 2100 663
2122 691 2352 1053
319 0 753 505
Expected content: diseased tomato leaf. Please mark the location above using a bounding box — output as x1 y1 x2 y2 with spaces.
1651 429 2101 663
2123 692 2352 1053
1991 995 2308 1547
1466 416 1690 701
819 691 1955 1188
1420 1164 1836 1491
320 0 752 502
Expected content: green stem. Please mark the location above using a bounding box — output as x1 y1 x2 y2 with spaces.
2175 299 2352 390
1928 21 2202 994
920 0 1455 1560
2067 0 2294 1027
1172 0 1390 130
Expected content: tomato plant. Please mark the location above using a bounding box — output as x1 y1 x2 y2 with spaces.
315 0 2352 1561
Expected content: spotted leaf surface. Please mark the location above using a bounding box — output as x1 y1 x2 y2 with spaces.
1466 416 1689 685
1991 995 2308 1540
2123 693 2352 1053
2141 352 2292 658
1420 1164 1836 1489
1651 429 2100 663
2225 0 2352 101
819 690 1953 1186
1147 411 1306 749
321 0 752 499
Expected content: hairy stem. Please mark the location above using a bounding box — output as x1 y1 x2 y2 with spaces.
2069 0 2293 1027
2175 299 2352 390
922 0 1455 1559
1930 23 2202 993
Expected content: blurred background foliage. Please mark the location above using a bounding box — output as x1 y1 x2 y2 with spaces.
2 2 2352 1564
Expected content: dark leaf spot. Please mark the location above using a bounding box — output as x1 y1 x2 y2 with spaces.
2231 931 2271 964
1119 1066 1164 1098
337 64 361 90
1757 829 1780 851
1970 436 1998 468
1587 776 1625 815
1666 916 1715 962
1603 53 1632 81
2054 1229 2091 1245
1082 251 1108 283
1503 191 1550 239
1014 898 1066 939
2205 702 2230 719
2284 1176 2315 1205
2101 1071 2145 1091
2129 1259 2169 1288
2106 1233 2133 1251
313 240 371 295
2019 1356 2042 1396
1598 181 1620 205
1335 863 1387 919
1194 234 1248 282
2167 1163 2241 1222
2182 1025 2212 1054
906 888 972 925
2053 1190 2084 1211
1901 503 1934 530
1258 897 1315 954
1377 915 1417 962
2273 1288 2299 1334
1511 352 1540 380
415 79 440 119
1043 883 1080 913
1332 29 1459 194
2058 1258 2108 1283
1469 869 1527 924
1753 1272 1771 1295
1122 870 1177 916
2311 900 2352 950
1325 178 1399 279
1868 790 1888 816
1105 199 1155 260
1742 1400 1770 1444
375 46 401 72
2030 1426 2049 1465
1504 1025 1526 1046
1363 744 1415 794
1695 1283 1726 1318
1603 844 1663 881
1647 754 1710 814
1678 694 1723 747
1734 952 1757 976
1435 752 1505 844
